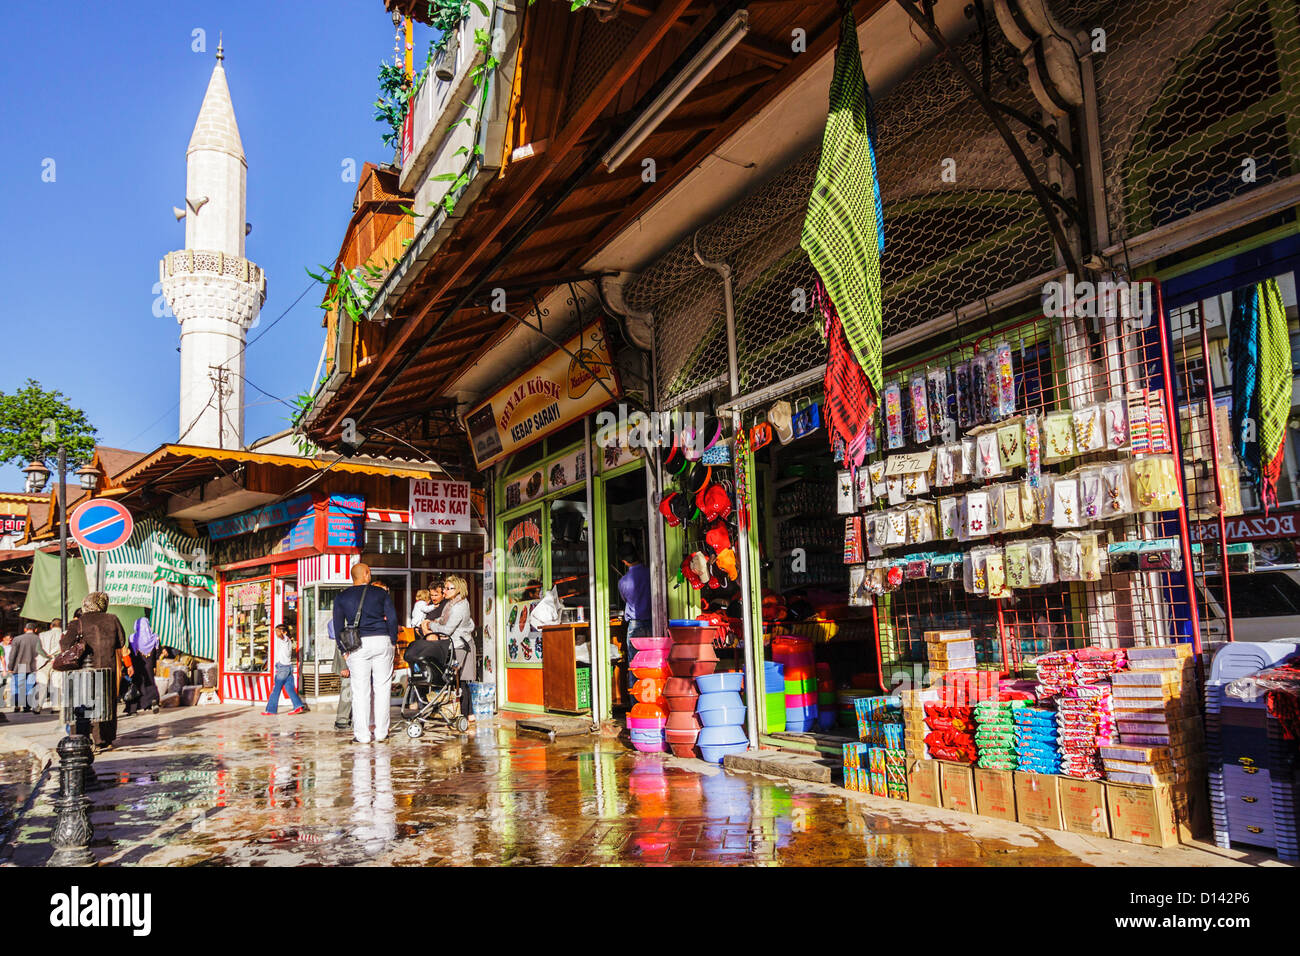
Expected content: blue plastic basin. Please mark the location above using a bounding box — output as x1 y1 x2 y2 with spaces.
697 691 744 713
696 672 744 695
699 706 747 727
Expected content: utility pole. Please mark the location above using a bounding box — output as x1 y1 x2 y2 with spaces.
209 365 232 450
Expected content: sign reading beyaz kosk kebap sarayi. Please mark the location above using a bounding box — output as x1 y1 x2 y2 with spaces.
410 478 472 533
464 320 620 469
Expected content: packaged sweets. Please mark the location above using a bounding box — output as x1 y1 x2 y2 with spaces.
910 375 930 445
884 382 905 450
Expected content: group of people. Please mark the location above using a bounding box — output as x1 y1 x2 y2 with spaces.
1 620 60 713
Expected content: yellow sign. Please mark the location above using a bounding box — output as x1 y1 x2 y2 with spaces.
464 320 620 470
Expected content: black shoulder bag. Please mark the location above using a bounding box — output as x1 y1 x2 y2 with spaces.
337 584 369 655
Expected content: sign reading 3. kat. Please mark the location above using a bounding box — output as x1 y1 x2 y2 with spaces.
410 478 472 533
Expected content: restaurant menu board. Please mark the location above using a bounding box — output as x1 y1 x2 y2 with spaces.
465 320 620 470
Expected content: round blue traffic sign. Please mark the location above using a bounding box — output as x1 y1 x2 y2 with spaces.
70 499 134 552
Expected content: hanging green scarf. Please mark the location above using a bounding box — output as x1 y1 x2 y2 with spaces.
1258 278 1291 511
800 5 884 402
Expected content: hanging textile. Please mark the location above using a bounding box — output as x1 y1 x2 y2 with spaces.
818 280 877 470
801 4 884 402
1228 283 1261 487
1258 278 1291 511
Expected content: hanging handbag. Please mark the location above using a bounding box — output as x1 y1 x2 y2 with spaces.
337 584 369 655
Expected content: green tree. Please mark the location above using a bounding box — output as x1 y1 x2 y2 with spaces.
0 379 98 469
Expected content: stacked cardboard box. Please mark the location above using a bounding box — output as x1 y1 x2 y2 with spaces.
926 629 976 672
899 688 932 760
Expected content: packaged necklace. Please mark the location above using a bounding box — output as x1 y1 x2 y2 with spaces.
1105 398 1128 451
910 503 937 543
910 375 931 444
976 431 1006 480
887 475 906 506
906 505 923 544
934 444 956 487
1131 455 1181 511
1077 466 1104 522
1042 410 1077 463
1100 462 1133 517
959 438 977 480
884 382 905 450
956 361 975 430
955 495 971 543
1002 481 1026 531
903 469 929 498
837 470 856 514
1019 476 1040 524
885 508 907 546
1052 475 1082 529
994 341 1016 420
856 467 875 509
966 490 990 538
870 460 887 499
927 368 952 443
938 496 960 540
987 482 1004 533
1032 473 1056 525
997 420 1026 470
1004 541 1030 589
1072 403 1105 454
865 514 884 558
968 548 990 596
1054 536 1083 581
963 552 976 593
1026 538 1056 586
986 550 1010 598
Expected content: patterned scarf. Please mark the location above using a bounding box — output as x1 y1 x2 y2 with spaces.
1228 283 1261 487
1258 278 1291 511
817 280 876 470
800 6 884 403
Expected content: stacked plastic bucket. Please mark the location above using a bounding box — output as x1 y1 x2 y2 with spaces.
772 636 816 732
664 676 701 757
696 671 748 763
628 636 671 752
663 622 720 757
763 660 786 733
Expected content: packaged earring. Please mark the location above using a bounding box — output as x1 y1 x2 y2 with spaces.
1072 403 1105 454
966 490 990 538
934 444 956 487
1042 410 1077 463
994 341 1016 419
1105 399 1128 451
1077 466 1104 522
1002 481 1026 531
884 381 905 450
987 483 1004 533
938 497 960 540
870 460 887 499
956 361 974 430
1131 455 1181 511
1026 538 1056 586
1004 541 1030 589
959 438 977 480
1052 475 1082 529
1100 462 1133 517
1032 473 1056 525
927 368 952 443
976 431 1005 480
887 475 906 506
986 550 1009 599
903 469 929 498
1054 536 1083 581
997 420 1026 470
911 375 931 445
1079 531 1102 581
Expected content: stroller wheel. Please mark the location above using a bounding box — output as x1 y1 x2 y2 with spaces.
405 720 424 739
455 715 469 733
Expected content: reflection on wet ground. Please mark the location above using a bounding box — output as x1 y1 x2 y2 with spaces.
0 723 1099 866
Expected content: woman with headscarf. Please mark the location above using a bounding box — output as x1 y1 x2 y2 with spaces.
60 592 130 750
125 615 161 716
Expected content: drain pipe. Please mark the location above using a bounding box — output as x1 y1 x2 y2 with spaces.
693 234 760 751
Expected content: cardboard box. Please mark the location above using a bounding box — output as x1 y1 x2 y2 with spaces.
973 767 1017 822
1107 782 1180 847
924 629 973 643
1127 644 1193 660
939 760 977 814
1059 778 1111 837
907 759 941 807
1014 772 1063 830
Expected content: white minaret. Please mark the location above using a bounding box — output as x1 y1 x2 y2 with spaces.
160 39 265 450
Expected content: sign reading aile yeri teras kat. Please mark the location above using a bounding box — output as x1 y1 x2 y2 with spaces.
410 478 472 533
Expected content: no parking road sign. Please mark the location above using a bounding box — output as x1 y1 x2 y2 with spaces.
70 498 134 553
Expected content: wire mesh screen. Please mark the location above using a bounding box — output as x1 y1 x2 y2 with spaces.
629 14 1061 411
562 14 642 128
1056 0 1300 243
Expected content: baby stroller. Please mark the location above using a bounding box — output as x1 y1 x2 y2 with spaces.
399 639 469 736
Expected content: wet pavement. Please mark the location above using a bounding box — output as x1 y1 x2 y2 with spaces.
0 705 1279 866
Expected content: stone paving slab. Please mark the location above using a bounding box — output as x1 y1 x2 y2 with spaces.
723 749 839 784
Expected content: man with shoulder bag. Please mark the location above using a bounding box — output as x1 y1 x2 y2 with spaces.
331 563 398 744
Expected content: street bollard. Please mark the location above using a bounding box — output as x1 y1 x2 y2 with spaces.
48 734 95 867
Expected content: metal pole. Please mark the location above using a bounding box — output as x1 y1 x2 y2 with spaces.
583 416 603 731
58 446 68 621
732 411 761 748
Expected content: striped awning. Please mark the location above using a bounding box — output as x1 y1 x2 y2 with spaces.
366 508 409 523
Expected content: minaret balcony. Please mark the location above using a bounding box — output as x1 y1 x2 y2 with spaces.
160 249 266 293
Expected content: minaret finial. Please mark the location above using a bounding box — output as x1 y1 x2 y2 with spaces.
216 32 224 62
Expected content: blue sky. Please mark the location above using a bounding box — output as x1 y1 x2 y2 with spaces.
0 1 432 487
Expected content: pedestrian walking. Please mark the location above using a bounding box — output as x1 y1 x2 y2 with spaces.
124 616 161 716
9 624 43 713
331 562 398 744
36 618 62 711
263 624 309 716
60 592 130 751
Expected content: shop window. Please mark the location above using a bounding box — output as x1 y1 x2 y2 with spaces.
546 421 587 456
503 510 544 604
1206 572 1300 618
410 530 482 568
363 525 408 568
225 579 271 673
550 495 589 617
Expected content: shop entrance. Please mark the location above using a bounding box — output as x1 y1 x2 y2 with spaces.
601 466 649 716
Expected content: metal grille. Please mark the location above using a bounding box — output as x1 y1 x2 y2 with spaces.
631 15 1060 410
563 14 641 128
1057 0 1300 243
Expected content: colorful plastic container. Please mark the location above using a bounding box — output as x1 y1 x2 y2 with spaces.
627 715 668 730
695 671 743 695
700 706 747 727
785 690 816 709
668 623 725 645
697 725 748 764
630 636 673 652
697 691 744 712
665 711 701 731
630 649 670 670
631 677 668 704
765 693 787 733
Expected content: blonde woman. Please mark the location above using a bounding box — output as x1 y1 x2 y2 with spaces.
425 575 475 718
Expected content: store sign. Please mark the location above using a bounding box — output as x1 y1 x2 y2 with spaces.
208 495 315 540
0 515 26 535
409 479 472 533
1191 509 1300 543
464 320 620 470
154 541 216 598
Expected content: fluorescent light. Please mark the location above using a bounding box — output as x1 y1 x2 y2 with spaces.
602 10 750 173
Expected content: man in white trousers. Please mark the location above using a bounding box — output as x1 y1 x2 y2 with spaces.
331 562 399 744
